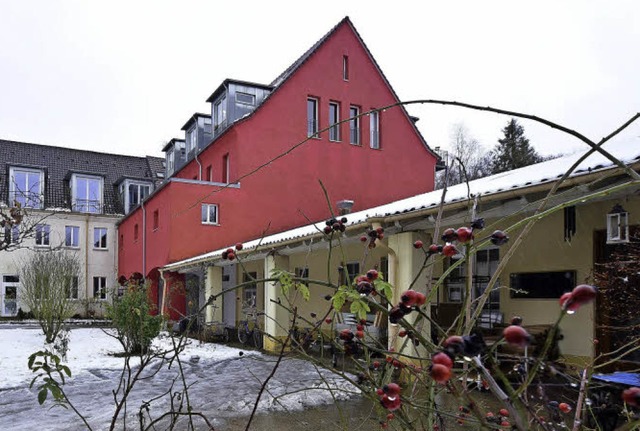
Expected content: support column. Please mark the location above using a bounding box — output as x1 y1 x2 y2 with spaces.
205 266 223 323
263 253 290 352
387 231 429 357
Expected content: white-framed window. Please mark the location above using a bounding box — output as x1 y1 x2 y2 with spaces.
607 211 630 244
349 106 360 145
9 167 44 209
35 224 50 247
94 227 108 249
236 92 255 106
93 276 107 300
66 276 79 300
307 97 319 137
65 226 80 248
295 267 310 286
166 149 175 176
329 102 340 142
122 180 151 213
201 204 218 225
3 225 20 245
214 96 227 130
72 174 103 213
370 111 380 149
343 55 349 81
187 126 197 154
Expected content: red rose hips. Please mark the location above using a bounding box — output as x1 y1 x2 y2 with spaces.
623 387 640 407
235 243 243 251
442 244 458 257
430 363 451 384
432 352 453 369
413 240 424 249
559 402 571 413
456 227 473 243
503 325 531 347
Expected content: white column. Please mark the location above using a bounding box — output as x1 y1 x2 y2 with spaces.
263 253 290 351
205 266 223 323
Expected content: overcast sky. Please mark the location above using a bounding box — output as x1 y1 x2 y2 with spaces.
1 1 638 159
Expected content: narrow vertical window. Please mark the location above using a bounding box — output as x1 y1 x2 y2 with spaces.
349 106 360 145
93 276 107 300
205 165 212 182
134 224 139 241
214 96 227 130
94 227 108 249
153 210 159 230
307 98 318 137
35 224 50 247
370 111 380 149
222 154 230 183
65 226 80 247
329 102 340 142
343 55 349 80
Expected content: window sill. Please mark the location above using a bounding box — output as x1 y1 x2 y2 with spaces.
35 245 51 248
307 135 322 140
202 222 220 226
65 246 81 250
329 139 342 143
93 248 109 252
350 142 362 146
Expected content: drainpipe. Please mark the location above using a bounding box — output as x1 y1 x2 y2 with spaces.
195 150 202 181
84 214 90 310
141 201 146 276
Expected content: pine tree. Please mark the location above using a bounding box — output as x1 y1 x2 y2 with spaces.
490 118 542 174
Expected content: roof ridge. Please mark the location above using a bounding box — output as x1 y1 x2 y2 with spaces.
1 138 161 159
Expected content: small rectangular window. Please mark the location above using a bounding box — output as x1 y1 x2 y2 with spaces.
93 276 107 300
349 106 360 145
222 154 229 183
370 111 380 149
201 204 218 225
35 224 50 247
343 55 349 81
153 210 159 230
236 92 256 106
65 226 80 248
214 96 227 130
510 271 576 299
134 224 139 241
66 276 79 300
307 98 319 137
295 267 310 286
3 225 20 245
205 165 213 182
94 227 108 249
329 102 340 142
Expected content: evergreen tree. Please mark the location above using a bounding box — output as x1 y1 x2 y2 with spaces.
490 118 542 174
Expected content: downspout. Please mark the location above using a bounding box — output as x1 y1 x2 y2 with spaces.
141 201 146 276
195 150 202 181
84 214 90 312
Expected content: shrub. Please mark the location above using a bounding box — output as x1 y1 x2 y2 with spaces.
107 282 163 355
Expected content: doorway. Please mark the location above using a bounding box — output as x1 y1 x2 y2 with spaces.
1 275 19 317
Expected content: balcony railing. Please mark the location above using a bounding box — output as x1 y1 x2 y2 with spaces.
73 199 102 214
9 191 42 209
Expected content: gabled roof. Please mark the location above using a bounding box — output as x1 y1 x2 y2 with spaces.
196 17 438 159
164 140 640 270
0 139 164 214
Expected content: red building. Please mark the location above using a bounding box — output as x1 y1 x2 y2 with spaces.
117 17 440 320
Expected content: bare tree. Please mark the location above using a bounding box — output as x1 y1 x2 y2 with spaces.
436 123 492 188
19 250 82 344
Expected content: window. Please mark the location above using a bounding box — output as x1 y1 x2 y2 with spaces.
222 153 229 183
236 92 255 106
93 276 107 300
65 226 80 248
9 167 43 208
66 276 79 300
134 224 139 241
329 102 340 142
349 106 360 145
370 111 380 149
94 227 108 249
126 182 151 212
153 210 159 230
35 224 50 247
343 55 349 80
214 96 227 130
72 174 103 213
242 272 258 307
205 165 212 182
307 98 318 137
166 150 175 176
295 267 309 286
201 204 218 225
3 225 20 245
187 126 197 153
340 262 360 286
510 271 576 299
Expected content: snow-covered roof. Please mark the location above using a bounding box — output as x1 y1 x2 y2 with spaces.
165 140 640 270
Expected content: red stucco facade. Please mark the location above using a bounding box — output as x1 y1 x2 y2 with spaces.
117 19 439 319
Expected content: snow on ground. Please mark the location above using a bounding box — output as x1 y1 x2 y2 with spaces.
0 326 359 430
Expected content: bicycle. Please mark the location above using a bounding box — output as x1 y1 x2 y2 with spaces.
237 296 263 349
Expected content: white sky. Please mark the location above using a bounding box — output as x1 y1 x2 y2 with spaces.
1 0 638 158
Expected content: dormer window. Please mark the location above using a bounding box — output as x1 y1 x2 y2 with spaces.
72 174 103 213
9 167 44 209
167 150 175 176
121 180 151 213
187 126 197 154
214 96 227 130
